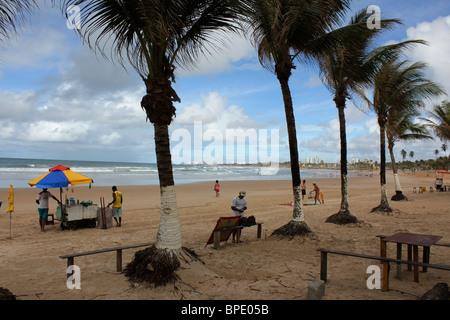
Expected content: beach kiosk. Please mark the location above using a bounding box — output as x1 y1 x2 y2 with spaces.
435 170 450 191
28 165 99 230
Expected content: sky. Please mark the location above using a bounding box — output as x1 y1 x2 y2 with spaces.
0 0 449 165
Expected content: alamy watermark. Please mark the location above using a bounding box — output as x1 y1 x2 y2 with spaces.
170 121 280 175
367 5 381 30
66 265 81 290
66 5 81 30
366 265 381 289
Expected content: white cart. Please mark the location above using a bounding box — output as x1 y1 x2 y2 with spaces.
57 204 99 230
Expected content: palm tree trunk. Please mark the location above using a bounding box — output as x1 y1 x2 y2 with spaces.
372 119 393 214
125 73 197 287
326 96 357 224
271 74 312 237
388 139 407 201
154 122 182 250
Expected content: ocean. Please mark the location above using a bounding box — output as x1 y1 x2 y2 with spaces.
0 157 343 189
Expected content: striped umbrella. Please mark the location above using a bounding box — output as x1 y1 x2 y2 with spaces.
28 165 93 188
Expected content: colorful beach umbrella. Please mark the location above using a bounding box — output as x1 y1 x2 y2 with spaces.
28 165 93 188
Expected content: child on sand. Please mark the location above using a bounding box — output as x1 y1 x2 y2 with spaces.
214 180 220 197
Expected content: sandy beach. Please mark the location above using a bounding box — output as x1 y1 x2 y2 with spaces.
0 171 449 301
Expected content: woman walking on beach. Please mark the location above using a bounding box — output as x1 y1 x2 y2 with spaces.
214 180 220 197
313 182 322 205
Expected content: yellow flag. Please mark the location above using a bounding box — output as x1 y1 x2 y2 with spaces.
7 184 14 213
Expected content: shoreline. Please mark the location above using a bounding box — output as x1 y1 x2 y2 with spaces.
0 168 439 191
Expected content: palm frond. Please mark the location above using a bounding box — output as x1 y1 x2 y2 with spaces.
420 101 450 141
0 0 37 44
248 0 352 75
315 7 405 100
62 0 249 78
358 57 445 121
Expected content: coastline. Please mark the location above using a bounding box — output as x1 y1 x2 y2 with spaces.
0 172 449 300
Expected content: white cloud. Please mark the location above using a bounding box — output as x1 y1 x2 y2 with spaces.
176 33 256 77
174 91 262 131
303 76 323 89
405 15 450 101
0 90 39 121
1 28 68 69
26 121 90 142
99 132 121 145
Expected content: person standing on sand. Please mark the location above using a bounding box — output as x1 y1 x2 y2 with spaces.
301 180 306 200
313 182 322 205
231 190 247 243
214 180 220 197
36 188 61 232
107 186 123 227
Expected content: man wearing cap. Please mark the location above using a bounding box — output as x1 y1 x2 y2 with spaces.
231 190 248 243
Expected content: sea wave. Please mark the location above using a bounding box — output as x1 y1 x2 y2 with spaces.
0 157 344 188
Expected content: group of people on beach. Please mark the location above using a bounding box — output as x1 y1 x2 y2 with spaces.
35 179 319 237
35 186 123 232
216 178 324 242
301 180 323 205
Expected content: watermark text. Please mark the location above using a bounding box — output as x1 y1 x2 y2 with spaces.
171 121 280 175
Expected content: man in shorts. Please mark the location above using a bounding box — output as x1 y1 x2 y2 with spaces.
36 188 61 232
108 186 123 227
231 190 248 243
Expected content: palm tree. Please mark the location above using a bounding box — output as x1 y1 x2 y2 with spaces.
247 0 353 236
387 110 432 201
316 9 408 224
0 0 36 44
358 59 444 213
401 149 407 160
442 143 447 157
421 101 450 142
434 149 439 159
61 0 250 285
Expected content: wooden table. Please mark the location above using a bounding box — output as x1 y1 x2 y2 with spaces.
380 232 442 285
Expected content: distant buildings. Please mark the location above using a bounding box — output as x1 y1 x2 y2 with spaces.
300 157 375 170
305 157 325 164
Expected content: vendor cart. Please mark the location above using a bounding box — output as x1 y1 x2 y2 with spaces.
28 165 98 230
57 203 99 230
435 170 450 191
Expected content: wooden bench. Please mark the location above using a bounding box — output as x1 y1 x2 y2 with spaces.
318 248 450 292
380 234 449 273
377 235 450 247
59 242 154 276
213 222 263 249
